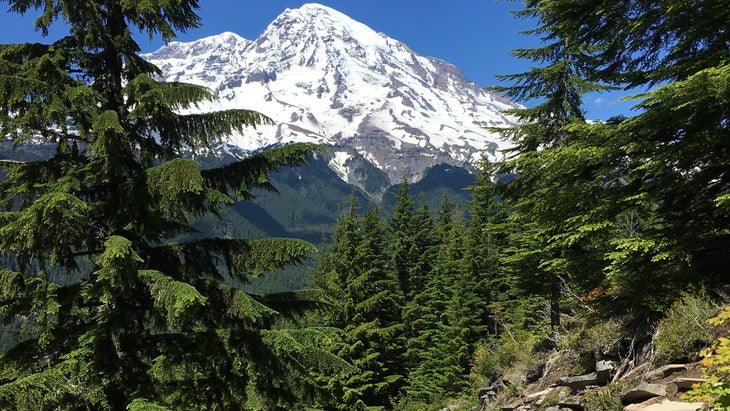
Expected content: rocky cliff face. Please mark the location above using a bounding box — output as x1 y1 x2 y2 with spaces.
143 3 518 197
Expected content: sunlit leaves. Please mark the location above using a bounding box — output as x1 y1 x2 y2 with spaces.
146 158 232 222
202 142 321 200
0 192 89 267
139 270 206 328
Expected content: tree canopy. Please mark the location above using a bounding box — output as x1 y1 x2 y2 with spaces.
0 1 339 409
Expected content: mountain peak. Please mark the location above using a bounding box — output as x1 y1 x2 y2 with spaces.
212 31 248 43
293 3 346 17
143 5 518 197
270 3 386 49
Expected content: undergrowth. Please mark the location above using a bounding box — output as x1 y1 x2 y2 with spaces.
653 292 718 364
584 383 624 411
684 306 730 409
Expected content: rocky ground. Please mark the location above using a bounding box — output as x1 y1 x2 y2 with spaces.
478 344 710 411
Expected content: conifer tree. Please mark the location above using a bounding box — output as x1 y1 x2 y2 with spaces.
313 199 404 410
491 0 612 330
558 0 730 302
396 200 439 376
464 163 510 332
0 1 341 409
498 0 730 313
405 195 482 399
434 210 483 394
389 178 417 297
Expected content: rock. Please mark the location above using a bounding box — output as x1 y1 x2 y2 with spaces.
535 387 572 406
645 364 687 381
525 388 552 402
479 390 497 403
479 378 507 397
556 372 602 390
596 360 617 381
479 378 509 404
621 383 668 404
557 398 584 411
672 377 706 390
623 399 705 411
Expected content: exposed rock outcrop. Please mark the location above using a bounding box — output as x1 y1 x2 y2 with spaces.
479 355 707 411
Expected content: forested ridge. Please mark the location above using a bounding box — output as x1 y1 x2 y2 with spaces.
1 0 729 410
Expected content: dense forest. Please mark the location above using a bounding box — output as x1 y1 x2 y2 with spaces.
0 0 729 410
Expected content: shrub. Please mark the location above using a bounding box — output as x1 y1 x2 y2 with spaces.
470 328 542 387
684 306 730 409
560 315 625 358
392 395 473 411
584 383 624 411
392 396 431 411
653 292 718 364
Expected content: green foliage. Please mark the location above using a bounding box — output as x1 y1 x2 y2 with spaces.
139 269 206 328
584 383 624 411
684 307 730 409
403 196 487 400
559 315 625 359
312 198 405 409
486 0 730 333
0 1 331 409
127 398 171 411
470 326 542 386
654 293 718 364
392 395 473 411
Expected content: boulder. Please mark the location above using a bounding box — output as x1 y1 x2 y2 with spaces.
621 383 668 404
556 372 602 390
525 388 552 403
478 378 508 404
479 390 497 403
672 377 706 390
644 364 687 381
596 360 617 381
557 398 584 411
624 399 705 411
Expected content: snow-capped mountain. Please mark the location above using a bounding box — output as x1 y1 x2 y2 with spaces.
143 3 518 196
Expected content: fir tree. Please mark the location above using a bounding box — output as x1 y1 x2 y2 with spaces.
0 1 342 409
497 0 730 314
388 178 417 297
464 162 510 333
491 0 612 330
405 195 482 399
313 200 404 410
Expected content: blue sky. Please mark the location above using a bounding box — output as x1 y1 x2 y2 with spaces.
0 1 638 120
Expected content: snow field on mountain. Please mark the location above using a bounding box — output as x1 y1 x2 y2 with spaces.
143 3 519 185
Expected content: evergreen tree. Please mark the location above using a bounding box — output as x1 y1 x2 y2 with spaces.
397 201 438 375
500 0 730 313
491 0 613 330
405 195 482 399
313 200 404 410
434 210 483 394
464 163 510 333
573 0 730 303
389 178 417 297
0 2 341 409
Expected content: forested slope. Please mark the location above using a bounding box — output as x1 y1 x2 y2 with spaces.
0 0 728 410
